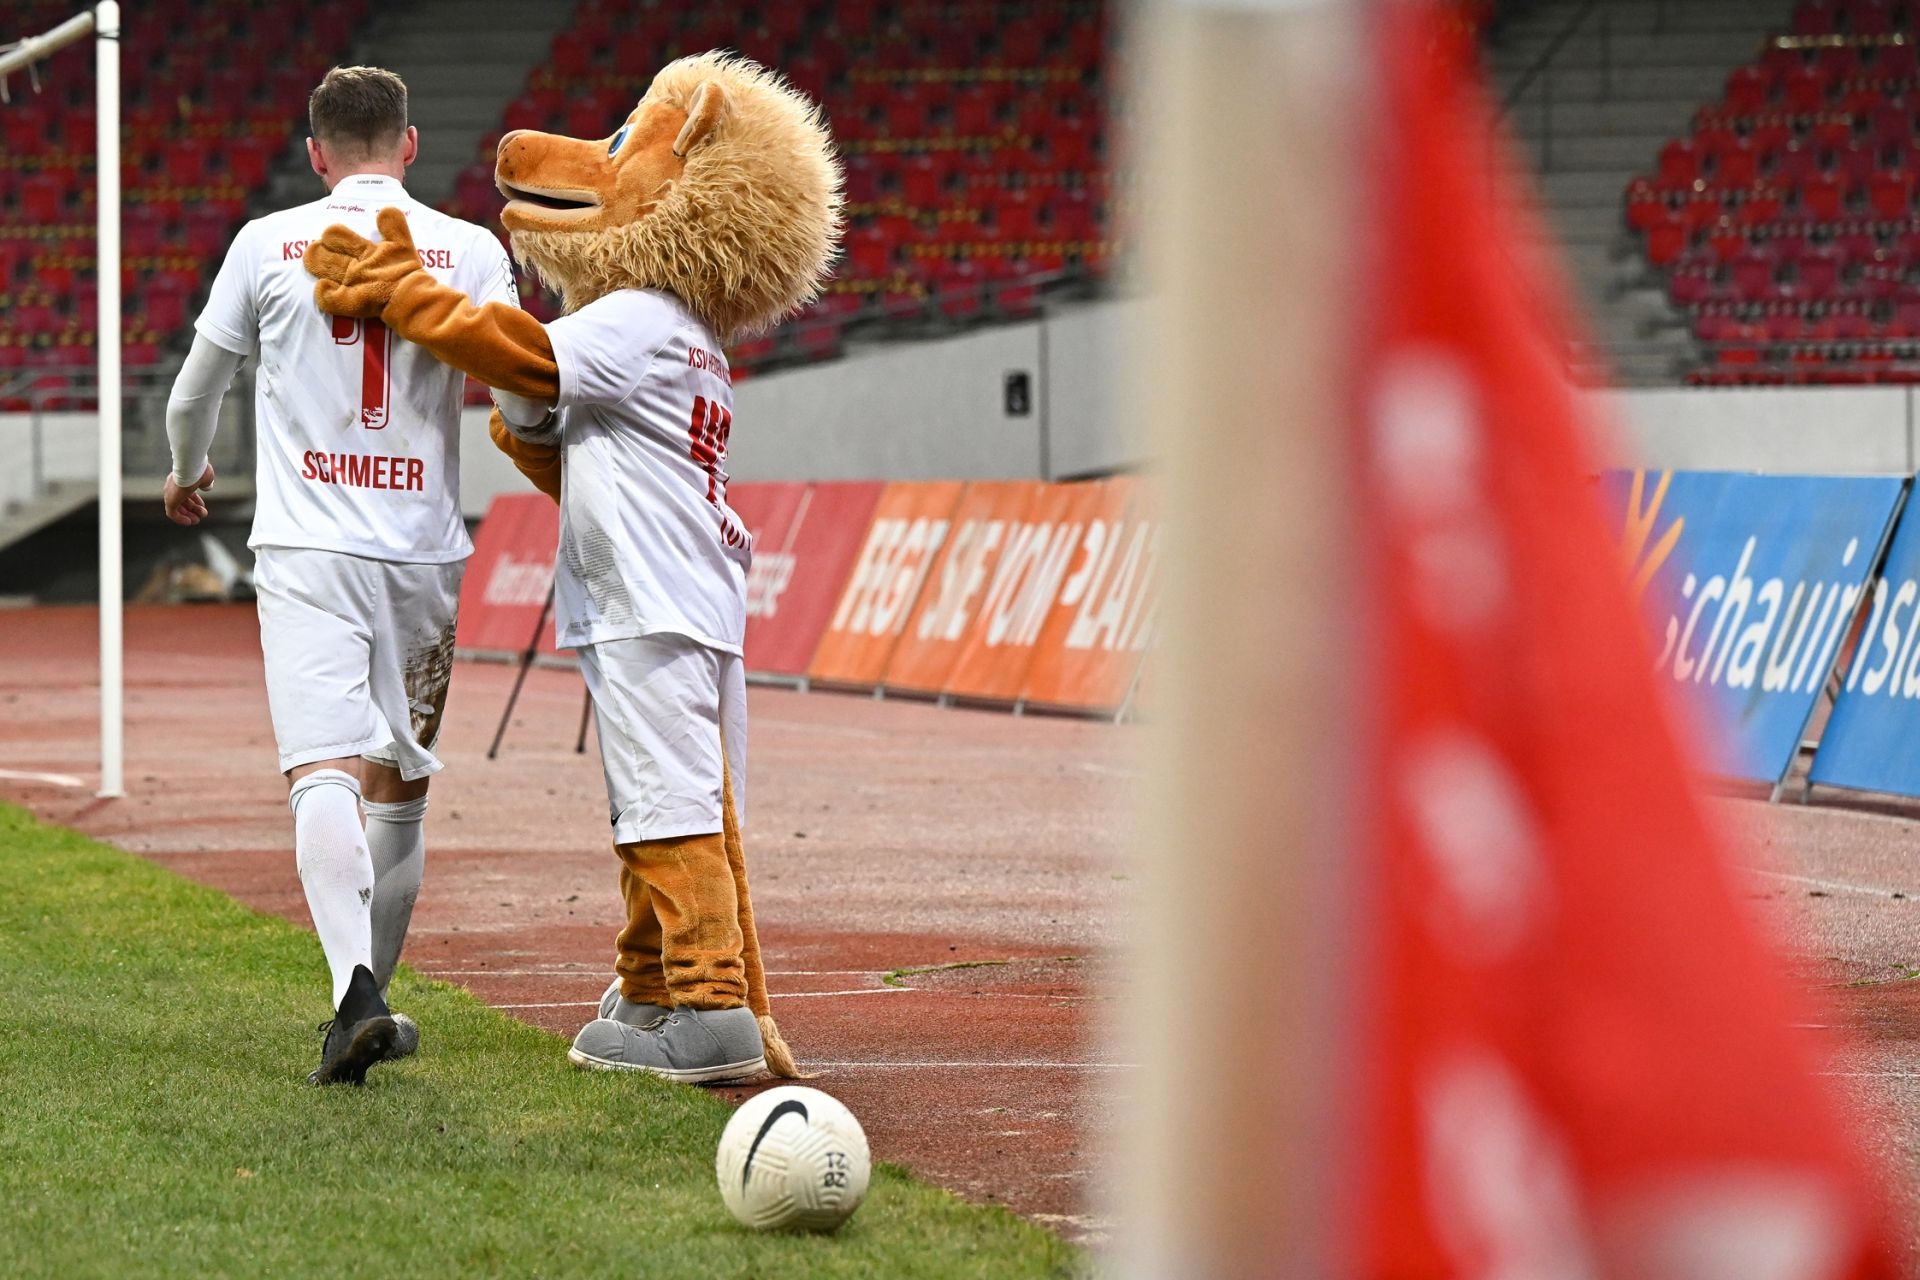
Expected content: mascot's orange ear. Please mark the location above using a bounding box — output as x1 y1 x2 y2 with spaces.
673 80 729 158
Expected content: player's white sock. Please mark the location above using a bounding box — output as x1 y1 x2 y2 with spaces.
289 768 374 1010
364 795 428 996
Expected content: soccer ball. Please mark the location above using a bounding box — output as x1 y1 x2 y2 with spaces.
716 1085 871 1232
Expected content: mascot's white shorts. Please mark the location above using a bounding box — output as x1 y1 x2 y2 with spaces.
253 547 464 782
578 632 746 844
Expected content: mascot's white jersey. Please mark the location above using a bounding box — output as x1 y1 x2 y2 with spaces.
545 288 750 655
196 174 517 563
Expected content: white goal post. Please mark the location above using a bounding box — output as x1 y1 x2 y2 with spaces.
1 2 123 798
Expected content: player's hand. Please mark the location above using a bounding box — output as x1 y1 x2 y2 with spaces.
163 463 216 527
304 207 425 320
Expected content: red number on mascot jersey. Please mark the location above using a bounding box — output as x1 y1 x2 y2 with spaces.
331 315 393 430
688 395 732 504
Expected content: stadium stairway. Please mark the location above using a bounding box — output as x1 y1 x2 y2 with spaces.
1491 0 1795 382
262 0 576 209
0 480 98 554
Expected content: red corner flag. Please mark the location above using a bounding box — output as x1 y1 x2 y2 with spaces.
1343 12 1898 1276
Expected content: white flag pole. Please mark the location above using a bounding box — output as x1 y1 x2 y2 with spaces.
96 0 123 798
1119 0 1364 1272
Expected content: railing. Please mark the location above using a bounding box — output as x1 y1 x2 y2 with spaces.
1495 0 1679 174
1559 336 1920 386
737 264 1101 374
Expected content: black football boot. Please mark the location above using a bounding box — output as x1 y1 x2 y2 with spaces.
309 964 399 1086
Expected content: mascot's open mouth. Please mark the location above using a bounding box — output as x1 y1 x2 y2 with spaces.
497 181 600 214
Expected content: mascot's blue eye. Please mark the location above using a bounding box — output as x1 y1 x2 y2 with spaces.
608 125 631 157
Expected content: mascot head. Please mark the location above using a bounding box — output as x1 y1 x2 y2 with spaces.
495 51 842 342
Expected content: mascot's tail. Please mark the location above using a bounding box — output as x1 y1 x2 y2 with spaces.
721 770 807 1078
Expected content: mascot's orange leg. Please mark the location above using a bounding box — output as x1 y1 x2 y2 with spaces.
613 834 747 1010
612 861 670 1009
720 770 801 1078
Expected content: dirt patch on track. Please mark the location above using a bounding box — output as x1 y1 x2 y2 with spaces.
0 604 1131 1241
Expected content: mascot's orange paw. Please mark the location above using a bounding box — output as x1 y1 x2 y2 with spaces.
303 207 425 319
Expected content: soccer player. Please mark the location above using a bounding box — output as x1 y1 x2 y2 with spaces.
161 66 518 1085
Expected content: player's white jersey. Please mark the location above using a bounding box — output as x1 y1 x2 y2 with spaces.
196 173 517 563
545 288 749 655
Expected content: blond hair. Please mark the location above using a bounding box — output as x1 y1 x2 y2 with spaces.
511 52 844 342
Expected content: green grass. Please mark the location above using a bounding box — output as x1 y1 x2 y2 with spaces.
0 804 1083 1279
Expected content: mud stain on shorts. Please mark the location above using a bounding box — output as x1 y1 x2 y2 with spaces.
403 620 457 750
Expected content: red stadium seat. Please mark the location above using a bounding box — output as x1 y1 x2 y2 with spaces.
1788 247 1841 301
1799 173 1846 221
1731 245 1779 301
900 154 945 207
1707 140 1757 190
1869 169 1916 220
141 279 191 336
1843 0 1895 35
1724 66 1770 115
1644 221 1689 267
1625 181 1669 231
995 188 1041 242
1880 42 1919 80
1704 219 1747 263
1793 1 1839 35
1782 66 1835 114
1656 139 1698 188
226 135 274 190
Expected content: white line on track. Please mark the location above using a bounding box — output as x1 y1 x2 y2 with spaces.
0 768 86 788
756 718 890 739
415 968 882 978
1075 762 1140 778
490 989 1088 1009
494 990 912 1008
494 1001 597 1009
807 1061 1136 1070
1744 868 1919 899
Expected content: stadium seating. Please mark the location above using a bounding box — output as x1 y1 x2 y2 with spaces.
1 0 371 408
438 0 1115 377
1626 0 1920 384
3 0 1110 404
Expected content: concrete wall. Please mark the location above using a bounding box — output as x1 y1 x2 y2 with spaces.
1599 387 1920 475
57 320 1920 531
726 297 1144 484
0 412 99 514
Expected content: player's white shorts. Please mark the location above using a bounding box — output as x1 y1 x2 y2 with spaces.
578 632 747 844
253 547 464 782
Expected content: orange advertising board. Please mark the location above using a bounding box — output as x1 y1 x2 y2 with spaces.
881 480 1047 695
805 481 966 687
939 480 1117 704
1019 475 1158 711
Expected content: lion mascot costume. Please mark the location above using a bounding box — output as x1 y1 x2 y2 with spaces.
303 52 842 1082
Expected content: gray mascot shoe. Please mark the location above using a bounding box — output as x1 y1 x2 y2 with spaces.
598 979 672 1028
384 1012 420 1061
567 1006 766 1083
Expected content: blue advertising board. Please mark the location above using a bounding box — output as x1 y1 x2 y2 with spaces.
1809 483 1920 797
1599 470 1906 786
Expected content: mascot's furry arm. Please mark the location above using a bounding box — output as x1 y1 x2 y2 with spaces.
304 208 563 500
